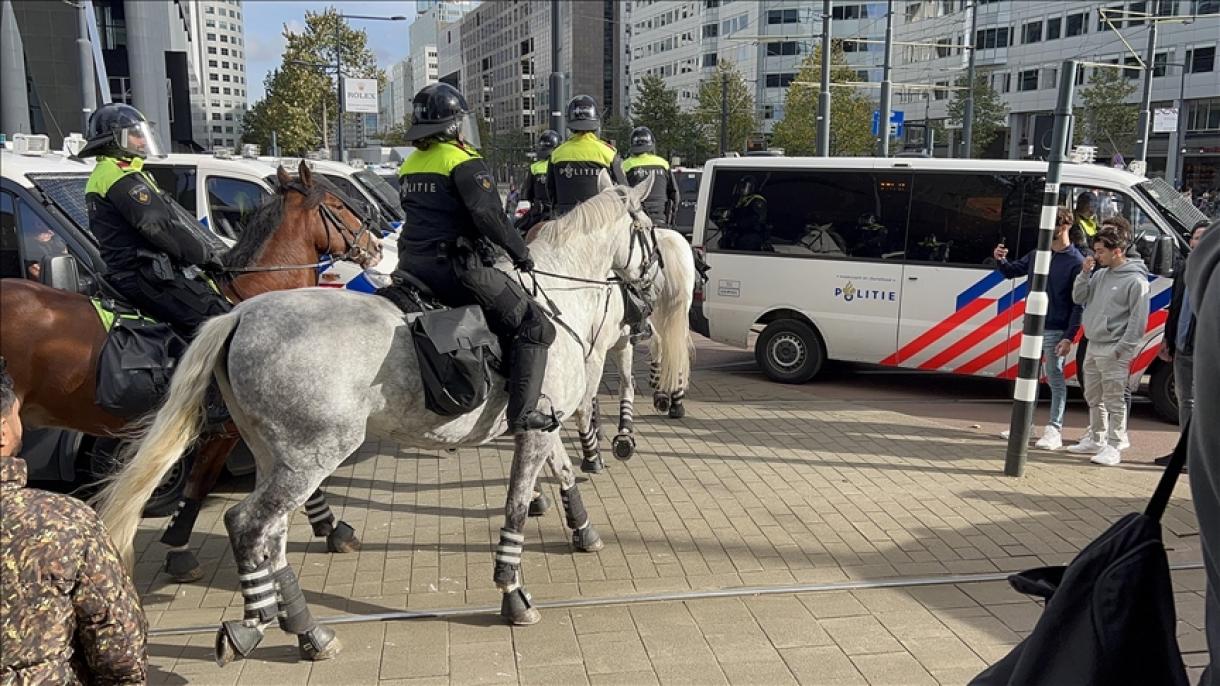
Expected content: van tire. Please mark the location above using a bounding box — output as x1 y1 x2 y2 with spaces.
86 438 190 518
755 319 824 384
1149 362 1178 425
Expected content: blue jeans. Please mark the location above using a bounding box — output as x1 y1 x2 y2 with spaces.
1041 330 1068 430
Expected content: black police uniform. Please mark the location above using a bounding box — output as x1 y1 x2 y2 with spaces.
86 156 230 340
546 133 626 216
622 153 678 227
396 140 556 430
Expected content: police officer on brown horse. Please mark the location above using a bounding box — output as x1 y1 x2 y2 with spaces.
395 83 557 433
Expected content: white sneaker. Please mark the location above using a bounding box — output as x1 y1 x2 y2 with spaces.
1115 438 1131 451
1067 436 1107 454
1090 445 1122 466
1034 426 1063 451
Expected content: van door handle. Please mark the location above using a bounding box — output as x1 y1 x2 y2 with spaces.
907 276 918 281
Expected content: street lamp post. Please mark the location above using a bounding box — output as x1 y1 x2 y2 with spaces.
1164 61 1189 189
334 12 406 162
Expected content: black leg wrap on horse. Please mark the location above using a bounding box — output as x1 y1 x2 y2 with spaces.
237 561 278 624
528 491 551 517
304 491 336 537
164 549 204 582
297 624 341 661
272 567 313 635
493 527 524 587
161 498 203 546
560 487 588 531
580 455 605 474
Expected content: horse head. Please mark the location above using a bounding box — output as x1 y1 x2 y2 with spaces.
275 161 384 269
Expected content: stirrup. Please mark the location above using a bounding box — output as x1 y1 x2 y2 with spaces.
512 408 563 434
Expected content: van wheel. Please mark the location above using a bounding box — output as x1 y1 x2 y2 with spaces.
1149 362 1178 425
755 319 824 384
87 438 190 518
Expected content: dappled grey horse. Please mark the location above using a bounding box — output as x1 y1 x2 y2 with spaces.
97 182 669 665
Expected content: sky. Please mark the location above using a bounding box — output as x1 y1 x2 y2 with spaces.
242 1 417 103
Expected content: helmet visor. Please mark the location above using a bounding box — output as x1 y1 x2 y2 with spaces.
117 121 164 159
459 113 481 149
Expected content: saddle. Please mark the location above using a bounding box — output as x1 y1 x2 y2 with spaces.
377 271 506 418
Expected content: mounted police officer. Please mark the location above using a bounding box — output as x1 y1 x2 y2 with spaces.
721 175 769 252
622 127 678 228
517 129 560 235
79 103 230 341
394 83 557 433
546 95 625 216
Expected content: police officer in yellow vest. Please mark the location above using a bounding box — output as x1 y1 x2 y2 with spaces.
79 103 230 340
622 127 678 228
516 130 560 234
395 83 557 433
546 95 626 216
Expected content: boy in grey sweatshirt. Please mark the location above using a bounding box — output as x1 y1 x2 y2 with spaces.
1068 221 1151 466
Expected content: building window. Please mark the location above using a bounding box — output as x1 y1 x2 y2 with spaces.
767 8 799 23
934 81 949 100
1047 17 1062 39
208 46 217 55
702 22 718 37
206 18 216 27
207 32 216 40
221 48 229 55
211 113 221 120
702 52 718 68
209 59 218 67
975 27 1010 49
206 6 214 13
1153 52 1168 77
209 73 218 81
1018 69 1039 91
1066 11 1088 36
213 125 223 133
1188 46 1216 73
1044 66 1058 89
766 41 801 56
831 4 869 19
1187 98 1220 132
1021 21 1042 44
764 73 796 88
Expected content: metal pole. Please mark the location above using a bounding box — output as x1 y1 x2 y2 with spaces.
77 0 96 132
1005 59 1077 478
962 0 977 158
816 0 832 156
924 92 933 156
1171 63 1187 189
877 0 894 157
719 71 729 156
1135 3 1158 163
271 130 279 158
549 0 564 134
336 13 345 162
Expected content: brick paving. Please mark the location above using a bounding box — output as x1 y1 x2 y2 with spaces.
134 341 1206 685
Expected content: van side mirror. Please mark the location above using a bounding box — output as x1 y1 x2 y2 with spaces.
1150 235 1177 278
40 255 81 293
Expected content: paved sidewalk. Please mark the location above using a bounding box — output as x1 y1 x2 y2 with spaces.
135 342 1205 684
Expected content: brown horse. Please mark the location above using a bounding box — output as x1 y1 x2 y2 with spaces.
0 162 381 581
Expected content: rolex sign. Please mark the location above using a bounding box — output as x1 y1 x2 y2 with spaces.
344 78 380 114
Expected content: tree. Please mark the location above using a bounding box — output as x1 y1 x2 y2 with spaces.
241 7 385 156
1073 67 1138 159
380 117 413 147
947 73 1008 158
600 114 635 152
769 44 874 156
670 111 713 166
695 61 757 155
630 74 684 160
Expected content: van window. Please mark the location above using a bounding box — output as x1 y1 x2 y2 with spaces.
0 191 19 278
143 166 198 213
704 169 910 259
906 173 1037 266
206 176 266 239
0 190 71 280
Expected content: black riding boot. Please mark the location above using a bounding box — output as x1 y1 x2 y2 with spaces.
507 343 559 433
204 380 230 428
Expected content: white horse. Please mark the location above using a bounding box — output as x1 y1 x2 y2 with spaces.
96 183 667 665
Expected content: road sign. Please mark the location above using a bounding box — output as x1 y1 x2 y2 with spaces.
872 110 905 137
1153 108 1178 133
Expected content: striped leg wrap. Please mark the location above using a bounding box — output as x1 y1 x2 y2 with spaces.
304 492 336 536
670 389 686 405
579 424 599 459
493 528 524 587
648 360 661 390
272 567 314 634
160 497 203 547
619 398 634 434
560 487 588 531
238 563 277 623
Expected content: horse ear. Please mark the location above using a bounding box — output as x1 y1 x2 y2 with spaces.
633 172 655 204
298 160 312 187
276 165 291 188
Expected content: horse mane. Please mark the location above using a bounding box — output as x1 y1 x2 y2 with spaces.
222 176 330 268
531 186 638 249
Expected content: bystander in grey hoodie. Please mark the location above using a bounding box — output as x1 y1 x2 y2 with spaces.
1071 257 1151 359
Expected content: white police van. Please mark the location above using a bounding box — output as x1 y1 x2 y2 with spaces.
691 156 1207 422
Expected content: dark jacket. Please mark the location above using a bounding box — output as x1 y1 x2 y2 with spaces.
0 456 148 684
1164 258 1195 356
546 133 626 215
996 245 1085 341
622 153 678 226
523 158 551 210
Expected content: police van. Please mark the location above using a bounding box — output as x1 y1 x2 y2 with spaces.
690 156 1207 422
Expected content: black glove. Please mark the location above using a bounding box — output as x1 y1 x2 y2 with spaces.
514 256 535 273
201 251 227 273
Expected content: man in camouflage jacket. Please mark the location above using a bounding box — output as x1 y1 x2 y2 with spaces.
0 358 148 684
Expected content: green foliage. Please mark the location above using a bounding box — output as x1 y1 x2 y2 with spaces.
1073 67 1138 158
600 114 635 152
947 72 1008 158
695 61 757 155
629 74 683 160
769 44 874 156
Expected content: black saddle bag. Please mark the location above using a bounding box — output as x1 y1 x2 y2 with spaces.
411 305 502 417
95 312 187 418
621 281 654 327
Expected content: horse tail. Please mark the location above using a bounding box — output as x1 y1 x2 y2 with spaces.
95 310 241 570
651 230 695 394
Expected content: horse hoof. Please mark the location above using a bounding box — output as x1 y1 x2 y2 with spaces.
611 434 636 461
528 492 551 517
572 526 604 552
326 521 362 554
298 625 342 661
580 456 604 474
164 549 204 583
500 588 541 626
668 402 686 420
214 620 264 667
653 394 671 414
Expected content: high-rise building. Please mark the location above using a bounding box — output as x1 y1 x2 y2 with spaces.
382 57 414 131
382 1 474 133
191 0 248 151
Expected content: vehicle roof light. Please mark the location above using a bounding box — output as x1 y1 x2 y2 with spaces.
241 144 260 159
13 133 50 156
62 133 86 157
1071 145 1097 164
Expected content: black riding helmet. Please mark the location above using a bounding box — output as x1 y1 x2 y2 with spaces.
406 83 469 142
566 95 600 132
629 126 655 155
78 103 164 159
536 130 561 158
